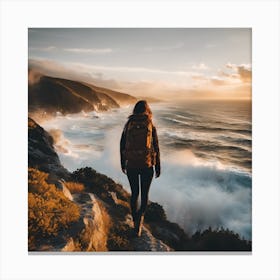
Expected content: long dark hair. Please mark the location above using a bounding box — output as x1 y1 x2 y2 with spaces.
131 100 152 120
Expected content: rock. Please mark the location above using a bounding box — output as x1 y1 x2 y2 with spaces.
28 117 70 181
61 181 73 201
66 192 110 252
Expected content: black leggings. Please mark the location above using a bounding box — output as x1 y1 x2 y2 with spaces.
127 167 154 218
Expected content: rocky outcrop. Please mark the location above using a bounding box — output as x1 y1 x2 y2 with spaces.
28 117 70 181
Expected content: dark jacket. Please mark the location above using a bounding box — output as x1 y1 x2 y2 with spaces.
120 114 161 172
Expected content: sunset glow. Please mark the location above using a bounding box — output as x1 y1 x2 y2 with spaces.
29 28 251 100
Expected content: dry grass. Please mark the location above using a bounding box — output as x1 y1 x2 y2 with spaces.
64 181 85 193
28 168 81 249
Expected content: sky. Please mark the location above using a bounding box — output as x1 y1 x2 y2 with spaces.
28 28 252 100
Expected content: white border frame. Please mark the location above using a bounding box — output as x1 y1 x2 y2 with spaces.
1 0 279 279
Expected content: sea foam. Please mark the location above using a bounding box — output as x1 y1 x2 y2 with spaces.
43 101 252 240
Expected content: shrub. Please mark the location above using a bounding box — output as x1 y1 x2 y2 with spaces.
190 227 252 251
72 167 130 202
145 202 167 222
28 168 81 249
107 222 133 251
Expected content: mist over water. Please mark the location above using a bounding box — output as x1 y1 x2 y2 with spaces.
43 100 252 240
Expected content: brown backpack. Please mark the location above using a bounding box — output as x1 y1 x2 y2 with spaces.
124 115 155 168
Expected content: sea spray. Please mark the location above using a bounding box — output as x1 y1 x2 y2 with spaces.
43 100 252 240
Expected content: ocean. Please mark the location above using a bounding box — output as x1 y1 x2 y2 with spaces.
42 100 252 240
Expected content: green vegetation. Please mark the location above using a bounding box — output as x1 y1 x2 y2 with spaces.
145 202 190 250
145 202 167 222
190 227 251 251
107 222 134 251
28 168 80 249
72 167 129 200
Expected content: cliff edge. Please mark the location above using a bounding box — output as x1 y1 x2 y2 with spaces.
28 118 251 252
28 118 188 251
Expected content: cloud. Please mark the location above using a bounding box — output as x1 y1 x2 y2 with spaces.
28 58 251 100
70 62 198 77
188 62 252 99
219 71 239 79
237 65 252 82
29 46 56 52
226 62 235 69
29 59 74 77
28 68 43 85
210 77 228 86
29 46 113 54
191 73 234 87
28 59 122 90
63 48 113 54
191 74 208 81
192 63 209 70
226 62 252 70
226 63 252 82
118 80 177 98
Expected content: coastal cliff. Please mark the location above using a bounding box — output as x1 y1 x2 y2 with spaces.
28 70 137 121
28 118 251 252
28 118 188 251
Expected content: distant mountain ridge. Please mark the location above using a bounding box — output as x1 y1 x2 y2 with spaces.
28 69 137 118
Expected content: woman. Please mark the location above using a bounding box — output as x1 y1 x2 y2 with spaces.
120 100 161 237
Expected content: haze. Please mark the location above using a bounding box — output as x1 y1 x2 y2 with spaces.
29 28 251 100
